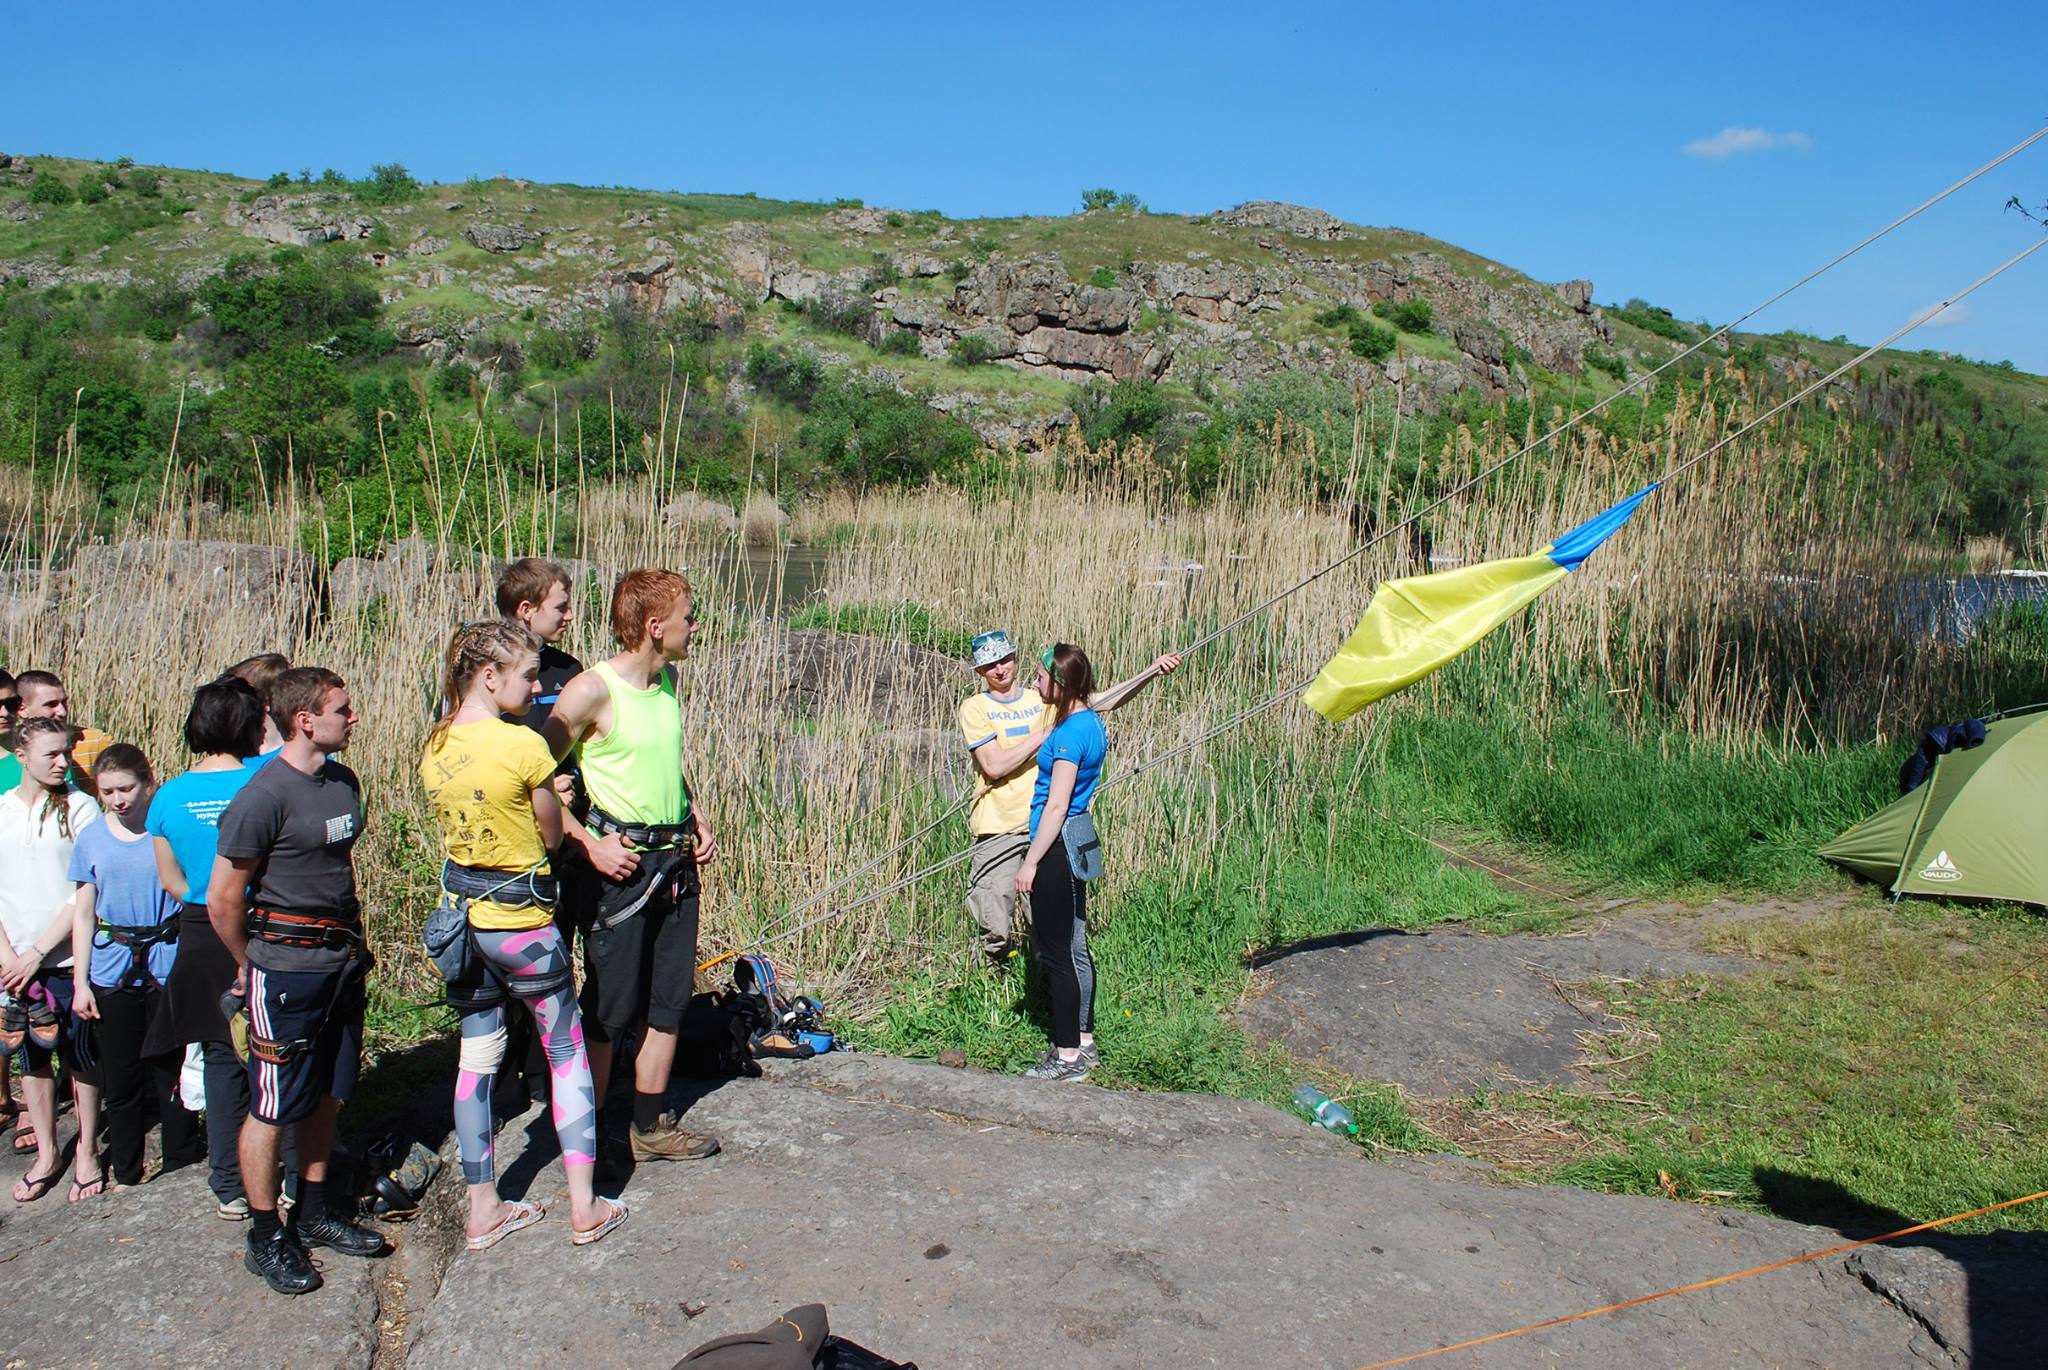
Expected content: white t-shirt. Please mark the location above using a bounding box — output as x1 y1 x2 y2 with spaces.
0 787 103 964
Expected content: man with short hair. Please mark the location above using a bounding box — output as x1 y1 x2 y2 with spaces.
0 671 112 794
544 569 721 1163
958 632 1179 972
209 667 385 1295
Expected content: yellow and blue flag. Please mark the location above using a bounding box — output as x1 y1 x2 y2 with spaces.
1303 483 1660 722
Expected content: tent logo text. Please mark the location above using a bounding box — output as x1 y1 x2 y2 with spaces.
1919 850 1962 882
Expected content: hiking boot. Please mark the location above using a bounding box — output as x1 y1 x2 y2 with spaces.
1020 1052 1089 1083
244 1226 321 1296
630 1112 720 1162
1076 1042 1100 1070
216 1195 251 1221
296 1209 387 1257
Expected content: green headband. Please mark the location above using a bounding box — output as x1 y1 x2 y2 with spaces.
1040 647 1056 672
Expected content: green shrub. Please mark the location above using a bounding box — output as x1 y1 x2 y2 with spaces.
1080 187 1118 212
968 233 1000 256
1610 298 1696 343
195 247 387 362
1348 320 1397 361
862 256 901 291
28 172 73 205
1074 379 1176 445
354 163 422 206
128 169 159 197
805 294 873 338
745 342 825 406
1584 345 1628 381
1374 298 1434 334
798 378 979 485
945 260 971 283
1314 303 1365 330
950 334 996 368
1089 266 1118 288
878 329 920 356
529 320 598 371
77 177 109 205
265 172 293 190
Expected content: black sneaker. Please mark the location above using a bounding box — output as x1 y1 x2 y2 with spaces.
244 1226 322 1296
296 1209 387 1257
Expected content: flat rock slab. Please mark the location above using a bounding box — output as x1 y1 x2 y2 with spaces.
0 1162 380 1370
1239 926 1751 1096
405 1055 1958 1369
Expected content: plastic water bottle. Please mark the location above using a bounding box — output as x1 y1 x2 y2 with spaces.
1292 1085 1357 1136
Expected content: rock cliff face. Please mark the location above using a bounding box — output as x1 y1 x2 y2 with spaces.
2 160 1623 446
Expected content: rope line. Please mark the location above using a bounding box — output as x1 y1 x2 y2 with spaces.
1352 1189 2048 1369
699 129 2048 973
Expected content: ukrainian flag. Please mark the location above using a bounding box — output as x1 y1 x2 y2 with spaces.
1304 483 1660 722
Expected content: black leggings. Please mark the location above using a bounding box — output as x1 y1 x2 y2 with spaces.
1028 833 1096 1050
94 983 204 1186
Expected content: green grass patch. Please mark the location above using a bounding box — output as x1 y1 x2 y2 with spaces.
1532 905 2048 1232
789 600 975 657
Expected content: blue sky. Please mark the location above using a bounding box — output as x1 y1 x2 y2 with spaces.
9 1 2047 371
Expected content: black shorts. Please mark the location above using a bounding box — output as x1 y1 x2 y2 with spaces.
580 847 699 1041
245 960 366 1126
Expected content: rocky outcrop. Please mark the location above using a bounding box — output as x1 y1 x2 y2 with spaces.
72 539 317 609
1214 199 1348 240
225 194 379 247
464 221 542 253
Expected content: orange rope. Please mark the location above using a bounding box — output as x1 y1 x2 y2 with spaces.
1354 1189 2048 1369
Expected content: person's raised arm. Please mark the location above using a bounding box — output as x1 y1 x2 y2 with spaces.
1015 759 1078 895
1089 652 1182 714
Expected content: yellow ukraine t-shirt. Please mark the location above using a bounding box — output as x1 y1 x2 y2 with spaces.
958 687 1047 836
419 717 557 931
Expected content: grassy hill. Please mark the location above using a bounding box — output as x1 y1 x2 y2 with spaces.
2 152 2044 560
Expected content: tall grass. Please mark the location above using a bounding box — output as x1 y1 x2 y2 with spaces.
0 368 2028 1028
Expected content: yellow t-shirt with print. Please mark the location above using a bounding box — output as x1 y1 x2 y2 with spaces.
958 687 1047 836
419 717 557 931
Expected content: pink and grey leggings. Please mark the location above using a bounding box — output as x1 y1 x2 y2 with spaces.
452 926 596 1186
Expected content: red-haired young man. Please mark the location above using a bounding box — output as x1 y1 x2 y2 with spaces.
544 570 721 1165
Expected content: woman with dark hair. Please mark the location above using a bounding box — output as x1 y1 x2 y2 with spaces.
1014 643 1111 1083
70 744 204 1190
144 677 269 1219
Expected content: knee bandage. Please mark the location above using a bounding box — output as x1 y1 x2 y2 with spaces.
457 1023 509 1075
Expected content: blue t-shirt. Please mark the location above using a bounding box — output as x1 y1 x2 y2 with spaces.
146 767 257 903
1029 708 1108 838
244 747 282 774
68 819 181 988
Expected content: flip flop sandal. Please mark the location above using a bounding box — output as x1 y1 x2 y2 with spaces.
0 999 25 1052
464 1198 545 1252
11 1123 35 1155
13 1162 62 1204
68 1167 106 1204
23 999 61 1052
571 1195 630 1247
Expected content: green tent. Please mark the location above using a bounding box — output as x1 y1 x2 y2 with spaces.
1820 706 2048 907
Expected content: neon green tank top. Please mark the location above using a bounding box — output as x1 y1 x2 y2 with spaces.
578 662 689 829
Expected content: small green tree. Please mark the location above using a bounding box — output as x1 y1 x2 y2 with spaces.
355 163 422 205
1079 187 1118 212
950 334 996 368
28 172 73 205
1348 321 1397 361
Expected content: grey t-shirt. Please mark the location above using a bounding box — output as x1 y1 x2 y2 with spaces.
215 756 363 973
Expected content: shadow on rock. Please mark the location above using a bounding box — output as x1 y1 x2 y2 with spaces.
1755 1167 2047 1369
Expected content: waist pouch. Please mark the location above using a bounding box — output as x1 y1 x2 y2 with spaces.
428 862 556 982
1062 811 1104 882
